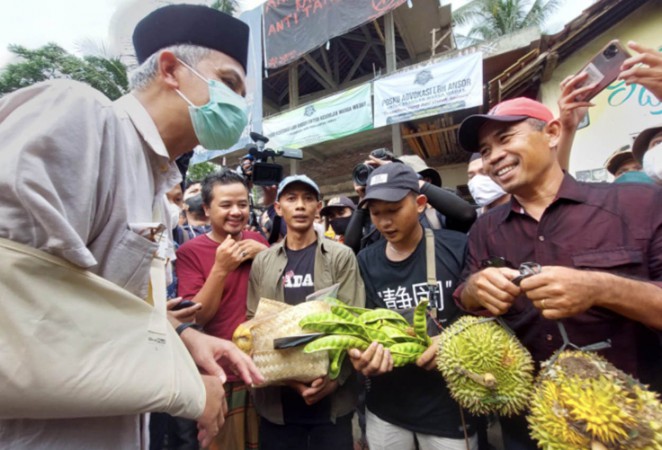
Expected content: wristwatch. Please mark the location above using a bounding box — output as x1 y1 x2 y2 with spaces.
175 322 203 335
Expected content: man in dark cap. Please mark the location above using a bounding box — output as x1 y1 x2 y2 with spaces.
604 146 642 179
320 195 356 242
632 122 662 185
348 163 478 450
454 97 662 449
0 4 262 450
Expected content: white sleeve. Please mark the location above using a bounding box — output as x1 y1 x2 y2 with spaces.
0 80 116 268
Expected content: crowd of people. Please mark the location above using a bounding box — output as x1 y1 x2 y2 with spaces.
0 3 661 450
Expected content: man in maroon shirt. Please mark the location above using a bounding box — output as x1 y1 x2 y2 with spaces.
176 170 268 450
455 97 662 449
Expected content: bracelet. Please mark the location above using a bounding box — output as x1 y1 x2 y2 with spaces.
175 322 203 335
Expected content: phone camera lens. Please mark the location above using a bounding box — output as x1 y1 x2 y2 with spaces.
603 44 618 59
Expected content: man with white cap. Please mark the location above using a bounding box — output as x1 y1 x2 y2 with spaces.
0 4 262 449
455 97 662 449
247 175 365 450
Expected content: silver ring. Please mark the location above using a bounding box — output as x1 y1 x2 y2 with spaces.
241 251 247 258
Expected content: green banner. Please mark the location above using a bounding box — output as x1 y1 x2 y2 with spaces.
263 84 373 149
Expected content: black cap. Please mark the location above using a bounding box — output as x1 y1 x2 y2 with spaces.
133 4 249 72
632 124 662 164
604 146 636 176
358 164 420 208
184 194 205 215
320 196 356 216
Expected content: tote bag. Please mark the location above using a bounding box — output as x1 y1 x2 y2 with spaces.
0 238 205 419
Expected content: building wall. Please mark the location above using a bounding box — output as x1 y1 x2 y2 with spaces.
539 0 662 176
437 163 470 188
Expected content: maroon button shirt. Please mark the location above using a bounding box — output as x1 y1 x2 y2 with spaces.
455 174 662 390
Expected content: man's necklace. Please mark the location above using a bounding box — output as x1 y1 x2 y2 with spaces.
387 243 414 257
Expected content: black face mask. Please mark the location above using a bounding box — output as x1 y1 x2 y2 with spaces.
329 216 351 235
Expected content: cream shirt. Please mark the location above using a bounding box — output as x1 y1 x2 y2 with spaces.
0 80 197 449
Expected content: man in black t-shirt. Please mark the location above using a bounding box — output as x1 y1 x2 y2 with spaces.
247 175 365 450
349 164 478 450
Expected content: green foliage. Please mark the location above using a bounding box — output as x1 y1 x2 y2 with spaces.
453 0 564 44
0 43 128 100
187 161 220 182
210 0 236 14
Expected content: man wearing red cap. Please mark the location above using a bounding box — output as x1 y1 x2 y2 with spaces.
455 97 662 449
0 4 262 450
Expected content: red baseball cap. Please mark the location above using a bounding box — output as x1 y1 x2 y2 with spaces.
458 97 554 152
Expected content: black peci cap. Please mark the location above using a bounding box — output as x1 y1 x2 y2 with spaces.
133 4 249 72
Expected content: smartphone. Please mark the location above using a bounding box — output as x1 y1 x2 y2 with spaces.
171 299 197 311
574 40 630 101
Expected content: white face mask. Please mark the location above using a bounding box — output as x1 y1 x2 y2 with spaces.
167 201 181 227
643 143 662 183
468 174 507 207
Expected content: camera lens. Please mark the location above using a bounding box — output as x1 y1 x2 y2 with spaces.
603 44 618 59
371 148 388 159
352 163 374 187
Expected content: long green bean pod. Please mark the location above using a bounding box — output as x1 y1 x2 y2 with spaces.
303 335 370 353
359 309 409 326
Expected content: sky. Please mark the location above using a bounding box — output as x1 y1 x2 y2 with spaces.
0 0 595 68
0 0 118 66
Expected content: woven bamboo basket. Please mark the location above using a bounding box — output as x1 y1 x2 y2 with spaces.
238 299 331 386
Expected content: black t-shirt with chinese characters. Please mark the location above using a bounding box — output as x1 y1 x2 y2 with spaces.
357 227 477 438
280 241 332 424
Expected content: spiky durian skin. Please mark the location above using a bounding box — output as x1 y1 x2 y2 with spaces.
528 350 662 450
435 316 535 416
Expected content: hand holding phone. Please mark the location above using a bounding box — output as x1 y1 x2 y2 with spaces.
574 40 631 101
171 299 197 311
619 41 662 101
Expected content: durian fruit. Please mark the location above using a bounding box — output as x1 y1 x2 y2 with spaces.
528 350 662 450
436 315 534 416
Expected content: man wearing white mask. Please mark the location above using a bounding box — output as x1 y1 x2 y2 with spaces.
466 153 509 213
632 124 662 185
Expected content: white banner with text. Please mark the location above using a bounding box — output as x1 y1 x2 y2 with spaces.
373 52 483 128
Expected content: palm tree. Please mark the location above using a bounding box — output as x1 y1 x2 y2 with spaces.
0 43 128 100
453 0 564 45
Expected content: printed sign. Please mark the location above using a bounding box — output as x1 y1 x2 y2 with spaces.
263 0 407 69
263 83 373 149
373 52 483 127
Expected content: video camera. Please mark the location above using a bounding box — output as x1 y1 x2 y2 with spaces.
352 148 398 186
243 132 303 186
